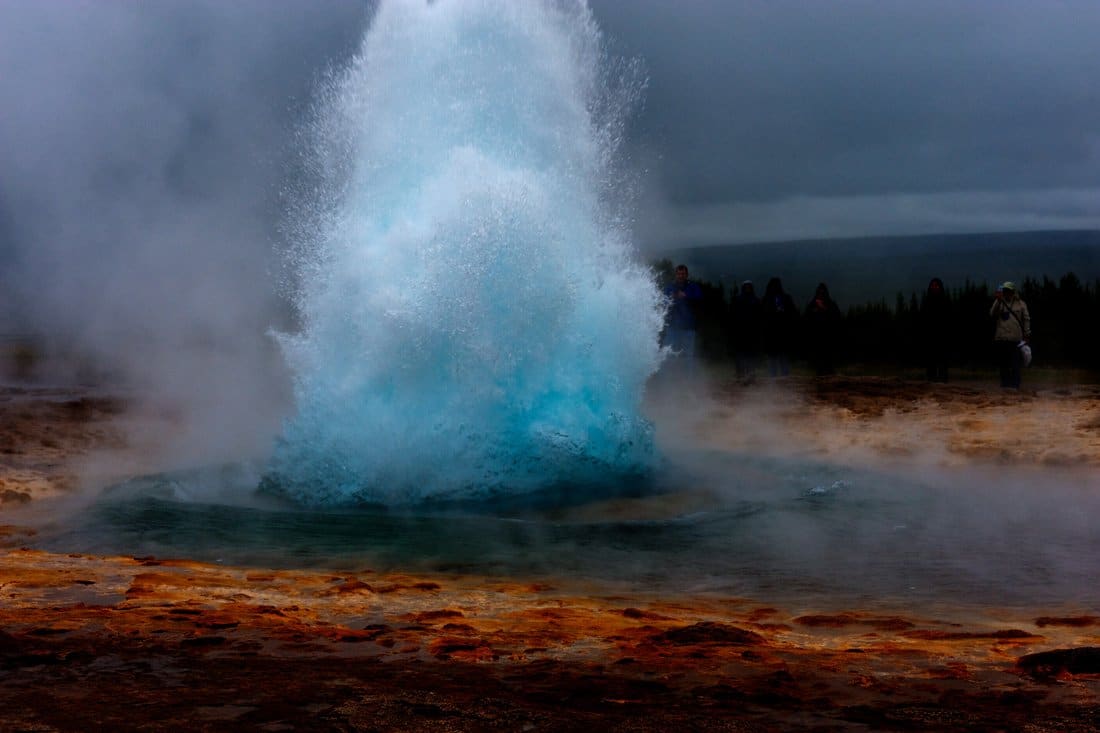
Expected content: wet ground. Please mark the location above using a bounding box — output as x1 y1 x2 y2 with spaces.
1 546 1098 731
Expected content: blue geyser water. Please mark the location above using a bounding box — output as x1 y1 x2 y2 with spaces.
267 0 665 505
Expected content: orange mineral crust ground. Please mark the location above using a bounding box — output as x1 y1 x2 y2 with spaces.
0 547 1099 731
2 378 1100 730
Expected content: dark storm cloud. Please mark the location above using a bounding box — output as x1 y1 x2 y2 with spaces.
588 0 1100 245
0 0 368 463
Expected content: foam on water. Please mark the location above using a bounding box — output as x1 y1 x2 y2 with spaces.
267 0 665 505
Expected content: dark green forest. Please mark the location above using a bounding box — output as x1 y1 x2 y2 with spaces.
654 258 1100 375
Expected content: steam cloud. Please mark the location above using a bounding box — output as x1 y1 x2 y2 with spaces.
0 1 368 465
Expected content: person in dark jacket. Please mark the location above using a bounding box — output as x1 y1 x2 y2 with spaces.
759 277 797 377
803 282 842 376
728 280 761 382
920 277 952 382
663 264 703 373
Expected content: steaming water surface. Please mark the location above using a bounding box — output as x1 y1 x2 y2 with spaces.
37 452 1100 615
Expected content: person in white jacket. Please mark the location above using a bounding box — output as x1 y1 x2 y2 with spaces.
989 281 1031 389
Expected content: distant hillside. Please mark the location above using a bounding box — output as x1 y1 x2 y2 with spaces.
670 230 1100 306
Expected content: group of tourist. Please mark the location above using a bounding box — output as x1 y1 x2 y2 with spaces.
723 275 843 379
663 265 1032 389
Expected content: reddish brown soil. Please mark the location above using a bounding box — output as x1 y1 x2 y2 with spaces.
1 549 1098 732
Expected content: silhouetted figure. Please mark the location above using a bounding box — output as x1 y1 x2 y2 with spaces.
920 277 952 382
759 277 797 377
728 280 761 382
803 282 842 376
663 264 703 376
989 280 1031 389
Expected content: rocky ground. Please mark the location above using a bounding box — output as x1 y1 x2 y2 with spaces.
1 376 1098 731
0 386 126 506
703 375 1100 469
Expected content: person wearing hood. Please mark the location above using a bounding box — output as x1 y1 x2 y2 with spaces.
759 277 797 377
920 278 953 382
804 282 842 376
728 280 762 383
989 280 1031 389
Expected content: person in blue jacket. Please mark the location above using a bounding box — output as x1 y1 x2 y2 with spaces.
663 264 703 371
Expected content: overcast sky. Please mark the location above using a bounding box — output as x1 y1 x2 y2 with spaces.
3 1 1099 268
587 0 1100 247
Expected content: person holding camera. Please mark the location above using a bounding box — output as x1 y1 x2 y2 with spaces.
989 280 1031 389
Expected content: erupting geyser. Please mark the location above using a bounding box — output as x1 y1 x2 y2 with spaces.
266 0 666 505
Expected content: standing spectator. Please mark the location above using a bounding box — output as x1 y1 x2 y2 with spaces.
663 264 703 374
920 277 952 382
989 281 1031 389
729 280 761 383
804 282 842 376
759 277 797 377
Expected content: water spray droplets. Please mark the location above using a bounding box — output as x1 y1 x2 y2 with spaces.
267 0 664 505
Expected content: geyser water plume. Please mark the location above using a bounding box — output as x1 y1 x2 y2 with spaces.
268 0 666 505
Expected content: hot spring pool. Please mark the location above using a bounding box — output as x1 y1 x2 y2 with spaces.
33 450 1100 616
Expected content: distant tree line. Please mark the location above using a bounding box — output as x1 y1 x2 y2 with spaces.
654 258 1100 373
